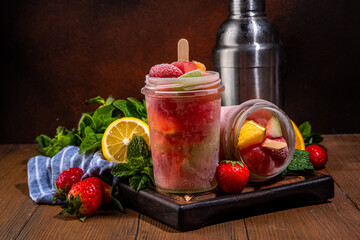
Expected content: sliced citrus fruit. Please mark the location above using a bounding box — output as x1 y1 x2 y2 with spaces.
237 120 266 150
193 61 206 72
102 117 150 163
291 120 305 150
179 69 203 78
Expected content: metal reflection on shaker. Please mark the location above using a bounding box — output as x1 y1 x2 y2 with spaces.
213 0 284 107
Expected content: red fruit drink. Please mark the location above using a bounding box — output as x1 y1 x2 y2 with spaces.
220 99 295 182
142 70 224 193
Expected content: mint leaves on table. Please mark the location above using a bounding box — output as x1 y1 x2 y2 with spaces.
111 135 154 192
35 96 147 157
282 149 315 176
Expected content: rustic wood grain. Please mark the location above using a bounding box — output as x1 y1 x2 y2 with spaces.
16 206 140 240
244 186 360 239
0 144 39 240
136 214 248 240
1 135 360 239
323 134 360 208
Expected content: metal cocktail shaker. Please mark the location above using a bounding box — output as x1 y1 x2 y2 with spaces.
213 0 284 107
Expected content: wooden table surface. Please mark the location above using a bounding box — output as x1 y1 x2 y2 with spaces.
0 134 359 239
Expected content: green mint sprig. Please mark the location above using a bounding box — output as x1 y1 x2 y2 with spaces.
298 121 324 147
111 135 154 192
282 149 315 176
35 96 147 157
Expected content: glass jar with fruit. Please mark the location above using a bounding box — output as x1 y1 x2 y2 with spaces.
220 99 295 182
142 39 225 193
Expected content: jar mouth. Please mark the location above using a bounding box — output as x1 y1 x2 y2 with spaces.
142 71 224 97
232 100 295 181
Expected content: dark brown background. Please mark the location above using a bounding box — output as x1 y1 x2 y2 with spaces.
2 0 360 143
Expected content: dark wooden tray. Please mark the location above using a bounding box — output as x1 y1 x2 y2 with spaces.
117 172 334 231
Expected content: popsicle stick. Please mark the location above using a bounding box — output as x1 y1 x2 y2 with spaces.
177 39 189 62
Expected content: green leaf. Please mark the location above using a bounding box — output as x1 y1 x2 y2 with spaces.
111 163 138 177
127 97 146 115
304 133 324 146
142 166 154 184
93 105 116 122
86 96 105 105
113 99 141 119
127 135 150 161
35 134 52 149
105 96 115 106
299 121 311 138
78 114 97 137
282 149 314 176
129 175 152 192
78 135 100 153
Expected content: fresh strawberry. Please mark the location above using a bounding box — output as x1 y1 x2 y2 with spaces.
100 180 113 205
97 178 123 211
216 160 249 194
149 63 183 78
53 167 84 201
60 177 103 221
305 144 328 168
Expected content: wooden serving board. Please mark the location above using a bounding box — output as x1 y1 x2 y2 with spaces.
117 172 334 231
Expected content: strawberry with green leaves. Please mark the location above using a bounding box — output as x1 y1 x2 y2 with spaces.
53 167 84 201
60 177 103 222
216 160 249 194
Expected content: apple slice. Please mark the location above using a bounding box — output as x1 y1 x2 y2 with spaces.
262 138 287 150
266 115 282 138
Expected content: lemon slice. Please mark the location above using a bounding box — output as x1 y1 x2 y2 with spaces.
237 120 266 150
102 117 150 163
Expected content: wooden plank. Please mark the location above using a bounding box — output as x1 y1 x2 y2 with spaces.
137 214 248 239
244 185 360 239
322 135 360 208
338 134 360 160
16 205 140 240
0 144 15 161
0 144 39 239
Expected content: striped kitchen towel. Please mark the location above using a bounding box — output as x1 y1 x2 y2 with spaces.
27 146 116 204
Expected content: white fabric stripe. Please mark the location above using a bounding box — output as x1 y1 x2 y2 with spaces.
69 149 77 167
59 147 70 173
34 156 45 196
80 153 86 170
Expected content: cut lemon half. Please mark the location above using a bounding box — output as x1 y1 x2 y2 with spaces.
102 117 150 163
237 120 266 150
291 120 305 150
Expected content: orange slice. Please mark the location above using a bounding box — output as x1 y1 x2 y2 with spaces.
291 120 305 150
237 120 266 150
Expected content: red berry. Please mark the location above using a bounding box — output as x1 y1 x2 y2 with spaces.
171 61 198 74
53 167 84 201
99 180 113 205
149 63 183 78
305 145 328 168
60 177 103 221
216 161 249 194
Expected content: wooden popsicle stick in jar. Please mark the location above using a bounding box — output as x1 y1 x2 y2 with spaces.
177 39 189 62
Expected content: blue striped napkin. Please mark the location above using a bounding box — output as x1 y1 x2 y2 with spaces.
27 146 116 204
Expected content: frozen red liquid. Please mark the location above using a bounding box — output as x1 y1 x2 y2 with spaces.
146 95 221 193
